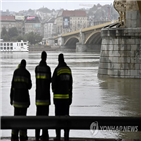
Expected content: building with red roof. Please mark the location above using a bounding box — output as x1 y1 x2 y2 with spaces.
1 15 15 21
1 15 16 32
56 10 88 34
62 10 87 17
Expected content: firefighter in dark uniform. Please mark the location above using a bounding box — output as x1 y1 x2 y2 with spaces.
10 59 32 141
35 51 51 141
52 53 73 141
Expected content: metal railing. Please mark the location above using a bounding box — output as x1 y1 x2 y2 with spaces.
1 116 141 131
103 22 121 29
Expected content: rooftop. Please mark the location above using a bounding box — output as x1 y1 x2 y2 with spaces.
25 16 40 23
58 10 87 17
1 15 15 21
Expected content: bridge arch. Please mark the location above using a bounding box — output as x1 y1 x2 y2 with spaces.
84 30 101 45
64 36 79 45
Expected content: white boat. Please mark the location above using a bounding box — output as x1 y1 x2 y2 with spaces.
0 40 29 52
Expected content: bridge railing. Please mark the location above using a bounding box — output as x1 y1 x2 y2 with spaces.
1 116 141 131
103 22 121 29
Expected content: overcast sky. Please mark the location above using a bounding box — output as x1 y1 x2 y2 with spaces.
1 0 114 12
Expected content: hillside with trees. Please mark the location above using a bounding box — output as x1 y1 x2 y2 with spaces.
1 27 43 45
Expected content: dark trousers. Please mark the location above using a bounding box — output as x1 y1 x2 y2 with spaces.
11 107 27 141
35 106 49 141
55 102 70 141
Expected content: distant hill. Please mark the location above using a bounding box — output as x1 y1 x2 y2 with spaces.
37 7 52 13
1 3 119 22
88 4 119 21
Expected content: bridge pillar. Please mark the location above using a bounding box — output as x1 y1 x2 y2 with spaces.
98 3 141 78
76 30 87 52
98 27 141 78
58 35 64 47
76 42 87 52
79 30 85 44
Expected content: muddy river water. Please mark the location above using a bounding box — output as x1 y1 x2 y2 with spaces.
0 51 141 139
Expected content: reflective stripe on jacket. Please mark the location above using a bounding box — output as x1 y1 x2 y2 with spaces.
36 73 49 79
13 101 30 108
54 94 69 99
14 76 29 83
36 100 50 105
57 68 71 76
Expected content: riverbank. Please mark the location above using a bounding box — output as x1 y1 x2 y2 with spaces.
28 45 99 52
28 45 60 51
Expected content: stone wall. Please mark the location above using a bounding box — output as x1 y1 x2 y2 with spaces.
98 28 141 78
76 42 101 52
76 42 87 52
87 45 101 52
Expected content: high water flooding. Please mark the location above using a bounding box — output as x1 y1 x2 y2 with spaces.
0 51 141 139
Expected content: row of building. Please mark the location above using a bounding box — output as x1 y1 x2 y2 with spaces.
1 15 43 36
0 10 88 44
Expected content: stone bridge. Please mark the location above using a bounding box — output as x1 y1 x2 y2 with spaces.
55 22 115 52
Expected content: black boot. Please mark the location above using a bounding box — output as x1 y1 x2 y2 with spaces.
64 129 69 141
11 136 19 141
35 129 40 141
